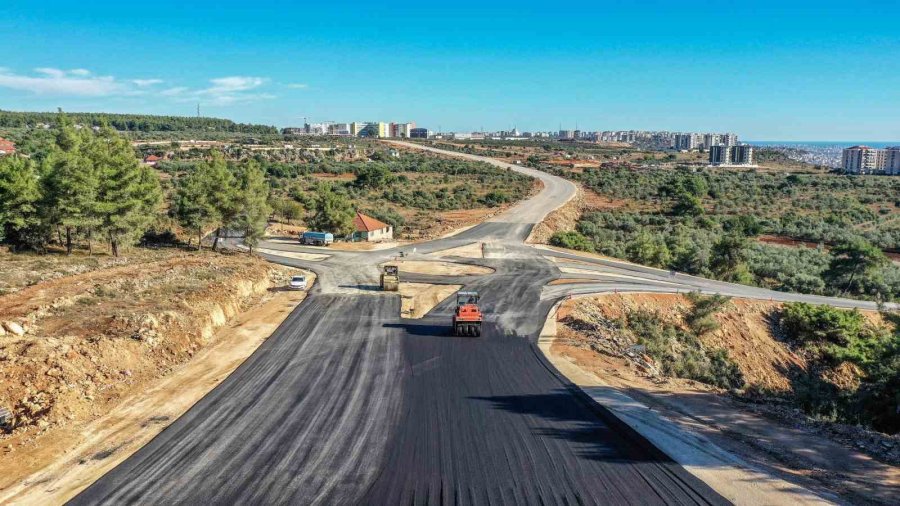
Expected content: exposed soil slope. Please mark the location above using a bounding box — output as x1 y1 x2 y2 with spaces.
551 293 900 504
0 249 296 452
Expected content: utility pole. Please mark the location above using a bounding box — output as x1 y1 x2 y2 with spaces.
197 103 200 118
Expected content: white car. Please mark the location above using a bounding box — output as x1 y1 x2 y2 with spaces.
288 275 308 291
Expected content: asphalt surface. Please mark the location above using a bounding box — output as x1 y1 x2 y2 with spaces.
72 142 893 505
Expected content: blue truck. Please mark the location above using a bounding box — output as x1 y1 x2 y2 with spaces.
300 231 334 246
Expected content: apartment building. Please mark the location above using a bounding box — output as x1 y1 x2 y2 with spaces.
393 122 414 138
709 144 754 166
843 146 900 175
674 133 697 150
887 147 900 175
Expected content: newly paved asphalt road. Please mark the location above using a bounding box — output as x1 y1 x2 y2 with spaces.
72 142 893 505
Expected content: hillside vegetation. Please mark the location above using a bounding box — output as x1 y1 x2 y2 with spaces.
550 167 900 302
559 295 900 436
0 110 277 134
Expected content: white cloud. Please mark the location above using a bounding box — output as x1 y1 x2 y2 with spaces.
132 78 163 87
286 83 308 89
0 68 123 96
206 76 266 93
177 76 274 105
0 68 274 105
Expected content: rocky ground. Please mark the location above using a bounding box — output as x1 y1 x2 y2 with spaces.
0 247 296 450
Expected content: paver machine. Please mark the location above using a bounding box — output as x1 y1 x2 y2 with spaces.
452 290 483 337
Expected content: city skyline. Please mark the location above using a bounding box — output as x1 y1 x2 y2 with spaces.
1 1 899 140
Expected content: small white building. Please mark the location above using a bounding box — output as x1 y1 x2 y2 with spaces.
352 211 393 242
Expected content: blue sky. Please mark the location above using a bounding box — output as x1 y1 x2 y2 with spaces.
1 1 898 140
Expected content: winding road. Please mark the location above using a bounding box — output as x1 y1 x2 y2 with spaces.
71 142 894 505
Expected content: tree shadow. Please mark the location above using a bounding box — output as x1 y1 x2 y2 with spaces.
469 390 679 464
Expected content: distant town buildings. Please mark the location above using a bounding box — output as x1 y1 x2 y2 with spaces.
277 120 746 149
842 146 900 175
709 144 755 167
281 120 419 139
0 137 15 156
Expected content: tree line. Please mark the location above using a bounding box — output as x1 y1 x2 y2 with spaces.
0 110 277 134
0 115 271 255
0 115 162 255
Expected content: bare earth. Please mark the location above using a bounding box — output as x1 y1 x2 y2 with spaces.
398 283 462 319
391 260 494 276
548 293 900 505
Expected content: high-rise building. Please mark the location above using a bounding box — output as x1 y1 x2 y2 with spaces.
731 145 753 165
721 133 739 146
709 144 754 166
409 128 430 139
886 147 900 175
674 133 697 150
350 122 365 136
842 146 897 174
558 130 575 139
331 123 352 136
393 122 412 138
841 146 887 174
703 133 721 149
709 145 729 165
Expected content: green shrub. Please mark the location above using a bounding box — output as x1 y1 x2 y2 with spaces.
549 231 595 252
781 302 866 349
625 309 744 390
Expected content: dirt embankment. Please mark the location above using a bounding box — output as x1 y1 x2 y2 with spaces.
0 249 296 461
527 184 636 244
552 293 900 504
557 293 806 391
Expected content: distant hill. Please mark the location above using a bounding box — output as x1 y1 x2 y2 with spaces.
0 110 278 135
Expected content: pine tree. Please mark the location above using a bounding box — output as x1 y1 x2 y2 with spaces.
0 156 42 248
233 160 271 254
308 183 355 236
42 123 98 255
204 152 239 251
174 163 219 250
91 125 162 256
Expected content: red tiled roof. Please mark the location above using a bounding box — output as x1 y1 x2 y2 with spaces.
144 154 161 162
353 211 390 232
0 138 15 152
